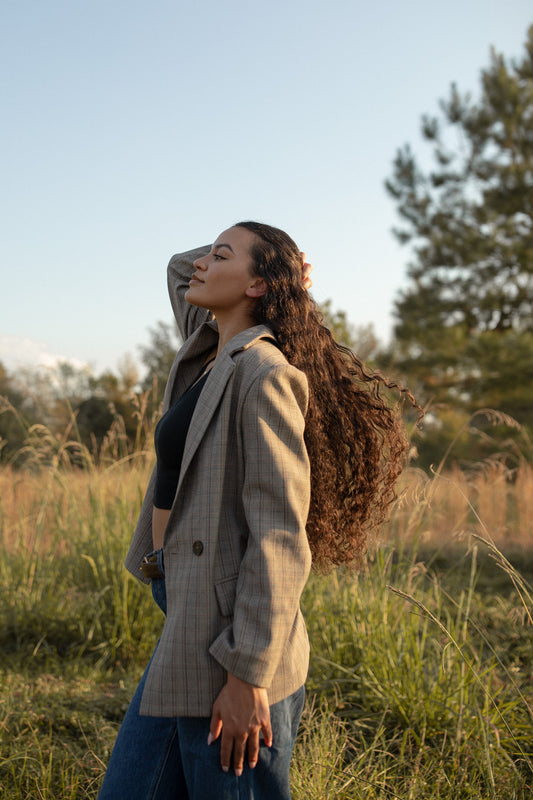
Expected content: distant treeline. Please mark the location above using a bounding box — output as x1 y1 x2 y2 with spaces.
0 307 530 473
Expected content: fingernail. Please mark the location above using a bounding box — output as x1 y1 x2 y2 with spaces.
222 766 229 773
235 768 242 777
207 733 213 746
249 761 257 769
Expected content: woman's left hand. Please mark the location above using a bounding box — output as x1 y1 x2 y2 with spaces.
208 673 272 776
300 252 313 290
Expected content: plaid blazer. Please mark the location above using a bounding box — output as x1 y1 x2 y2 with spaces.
125 247 312 717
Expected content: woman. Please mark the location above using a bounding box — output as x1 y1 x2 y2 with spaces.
98 221 411 800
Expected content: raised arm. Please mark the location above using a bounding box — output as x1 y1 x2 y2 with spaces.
167 245 213 341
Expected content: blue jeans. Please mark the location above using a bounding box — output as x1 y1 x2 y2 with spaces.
98 567 305 799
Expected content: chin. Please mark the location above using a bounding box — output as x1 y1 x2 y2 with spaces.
185 288 208 309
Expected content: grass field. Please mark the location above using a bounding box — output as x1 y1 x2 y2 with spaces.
1 437 532 798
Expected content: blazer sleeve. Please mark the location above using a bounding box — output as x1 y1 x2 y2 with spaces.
167 245 213 341
209 363 312 688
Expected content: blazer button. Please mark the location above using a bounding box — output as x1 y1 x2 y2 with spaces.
192 540 204 556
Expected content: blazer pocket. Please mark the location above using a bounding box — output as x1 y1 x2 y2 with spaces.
214 575 238 617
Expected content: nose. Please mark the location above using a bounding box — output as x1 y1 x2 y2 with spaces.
193 255 207 271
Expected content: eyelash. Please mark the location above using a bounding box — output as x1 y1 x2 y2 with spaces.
213 254 225 261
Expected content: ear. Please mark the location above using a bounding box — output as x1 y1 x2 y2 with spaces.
245 278 268 299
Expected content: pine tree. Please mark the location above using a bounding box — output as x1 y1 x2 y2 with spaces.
386 25 533 448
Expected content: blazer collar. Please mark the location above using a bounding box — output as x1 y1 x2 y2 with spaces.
221 323 277 355
165 323 277 507
164 322 276 409
184 320 276 356
163 321 218 410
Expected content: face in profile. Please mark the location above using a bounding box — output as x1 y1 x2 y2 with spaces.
186 226 266 317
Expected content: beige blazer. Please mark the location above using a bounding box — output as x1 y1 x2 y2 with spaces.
125 247 312 717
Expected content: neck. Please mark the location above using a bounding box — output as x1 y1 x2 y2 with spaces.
214 309 257 355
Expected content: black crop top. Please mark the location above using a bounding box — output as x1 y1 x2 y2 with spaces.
153 368 211 509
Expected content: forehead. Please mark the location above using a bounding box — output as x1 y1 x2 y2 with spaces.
213 226 256 253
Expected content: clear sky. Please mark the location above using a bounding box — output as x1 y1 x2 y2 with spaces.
1 0 532 376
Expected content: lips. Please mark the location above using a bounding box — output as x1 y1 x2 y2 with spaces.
189 274 204 285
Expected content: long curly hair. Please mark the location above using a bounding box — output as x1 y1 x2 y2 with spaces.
236 220 416 571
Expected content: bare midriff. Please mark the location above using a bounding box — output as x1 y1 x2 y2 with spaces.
152 506 172 550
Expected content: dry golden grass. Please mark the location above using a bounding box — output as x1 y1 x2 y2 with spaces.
1 420 532 798
2 456 532 559
383 461 533 552
0 459 154 557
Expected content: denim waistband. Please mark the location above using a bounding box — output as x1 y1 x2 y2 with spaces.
146 549 166 614
140 547 165 580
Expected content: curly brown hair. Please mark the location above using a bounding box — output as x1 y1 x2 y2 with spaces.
236 220 416 571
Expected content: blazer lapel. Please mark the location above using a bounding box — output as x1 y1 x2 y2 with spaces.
175 324 276 495
176 350 236 490
162 321 219 412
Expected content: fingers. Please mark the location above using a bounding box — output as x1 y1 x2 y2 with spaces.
210 676 272 775
233 732 248 777
220 729 252 777
247 728 260 769
208 707 223 745
220 728 240 775
300 251 313 290
219 730 264 776
261 715 273 749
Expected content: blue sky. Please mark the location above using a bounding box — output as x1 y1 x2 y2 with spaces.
2 0 532 376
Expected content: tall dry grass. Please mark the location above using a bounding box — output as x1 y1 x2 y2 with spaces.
388 461 533 552
1 395 532 797
3 451 532 561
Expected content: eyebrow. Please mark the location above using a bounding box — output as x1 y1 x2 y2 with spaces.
212 243 234 253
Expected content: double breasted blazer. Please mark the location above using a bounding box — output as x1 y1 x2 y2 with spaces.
125 246 312 717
